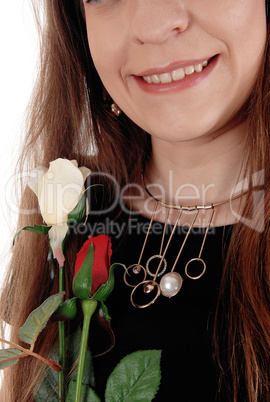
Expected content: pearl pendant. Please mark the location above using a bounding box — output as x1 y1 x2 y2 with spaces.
160 272 183 297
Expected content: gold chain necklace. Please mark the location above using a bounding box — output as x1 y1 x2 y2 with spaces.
123 175 244 308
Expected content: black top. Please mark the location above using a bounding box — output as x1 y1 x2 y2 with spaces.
86 207 232 401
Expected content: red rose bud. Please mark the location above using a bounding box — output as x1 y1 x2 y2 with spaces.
52 297 78 321
72 235 112 299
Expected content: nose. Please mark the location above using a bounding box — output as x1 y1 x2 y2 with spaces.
129 0 189 45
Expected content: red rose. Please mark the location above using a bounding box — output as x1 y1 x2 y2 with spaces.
73 235 112 299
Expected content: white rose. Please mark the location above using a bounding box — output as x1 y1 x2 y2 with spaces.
28 158 90 225
28 158 91 267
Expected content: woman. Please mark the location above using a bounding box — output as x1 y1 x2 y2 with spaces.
1 0 269 401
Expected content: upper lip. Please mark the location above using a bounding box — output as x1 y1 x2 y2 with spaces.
136 56 215 77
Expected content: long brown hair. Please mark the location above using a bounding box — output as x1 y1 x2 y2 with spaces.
0 1 269 401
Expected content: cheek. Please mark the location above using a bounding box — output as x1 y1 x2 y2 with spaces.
88 32 110 72
192 1 267 107
226 12 266 101
87 29 125 96
85 9 128 86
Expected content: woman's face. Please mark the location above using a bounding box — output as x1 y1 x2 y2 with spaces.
84 0 267 142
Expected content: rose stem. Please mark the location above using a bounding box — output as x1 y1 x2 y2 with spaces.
75 299 98 402
58 265 66 402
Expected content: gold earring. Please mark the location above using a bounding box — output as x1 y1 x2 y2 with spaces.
111 102 122 117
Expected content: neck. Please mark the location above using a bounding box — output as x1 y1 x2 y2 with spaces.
135 121 248 227
146 121 247 206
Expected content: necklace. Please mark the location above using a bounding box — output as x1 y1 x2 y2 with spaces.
123 175 244 308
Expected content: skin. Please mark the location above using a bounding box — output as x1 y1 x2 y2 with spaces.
84 0 267 225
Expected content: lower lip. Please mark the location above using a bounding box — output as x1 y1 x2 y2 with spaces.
133 56 219 94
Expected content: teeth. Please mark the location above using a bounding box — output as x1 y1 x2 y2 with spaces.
144 76 152 84
160 72 172 83
152 74 160 84
143 59 210 84
185 65 195 75
194 63 203 72
171 68 185 81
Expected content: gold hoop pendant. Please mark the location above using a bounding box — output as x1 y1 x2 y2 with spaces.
130 280 161 308
185 258 206 280
124 264 147 287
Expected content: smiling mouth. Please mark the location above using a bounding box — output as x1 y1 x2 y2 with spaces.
142 57 214 84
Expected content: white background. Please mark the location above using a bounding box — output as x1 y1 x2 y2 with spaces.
0 1 39 284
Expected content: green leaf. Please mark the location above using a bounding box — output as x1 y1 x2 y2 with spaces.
105 350 162 402
19 292 65 346
93 263 126 302
68 184 103 224
13 225 51 245
66 381 101 402
0 348 23 369
68 192 87 224
72 243 94 299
